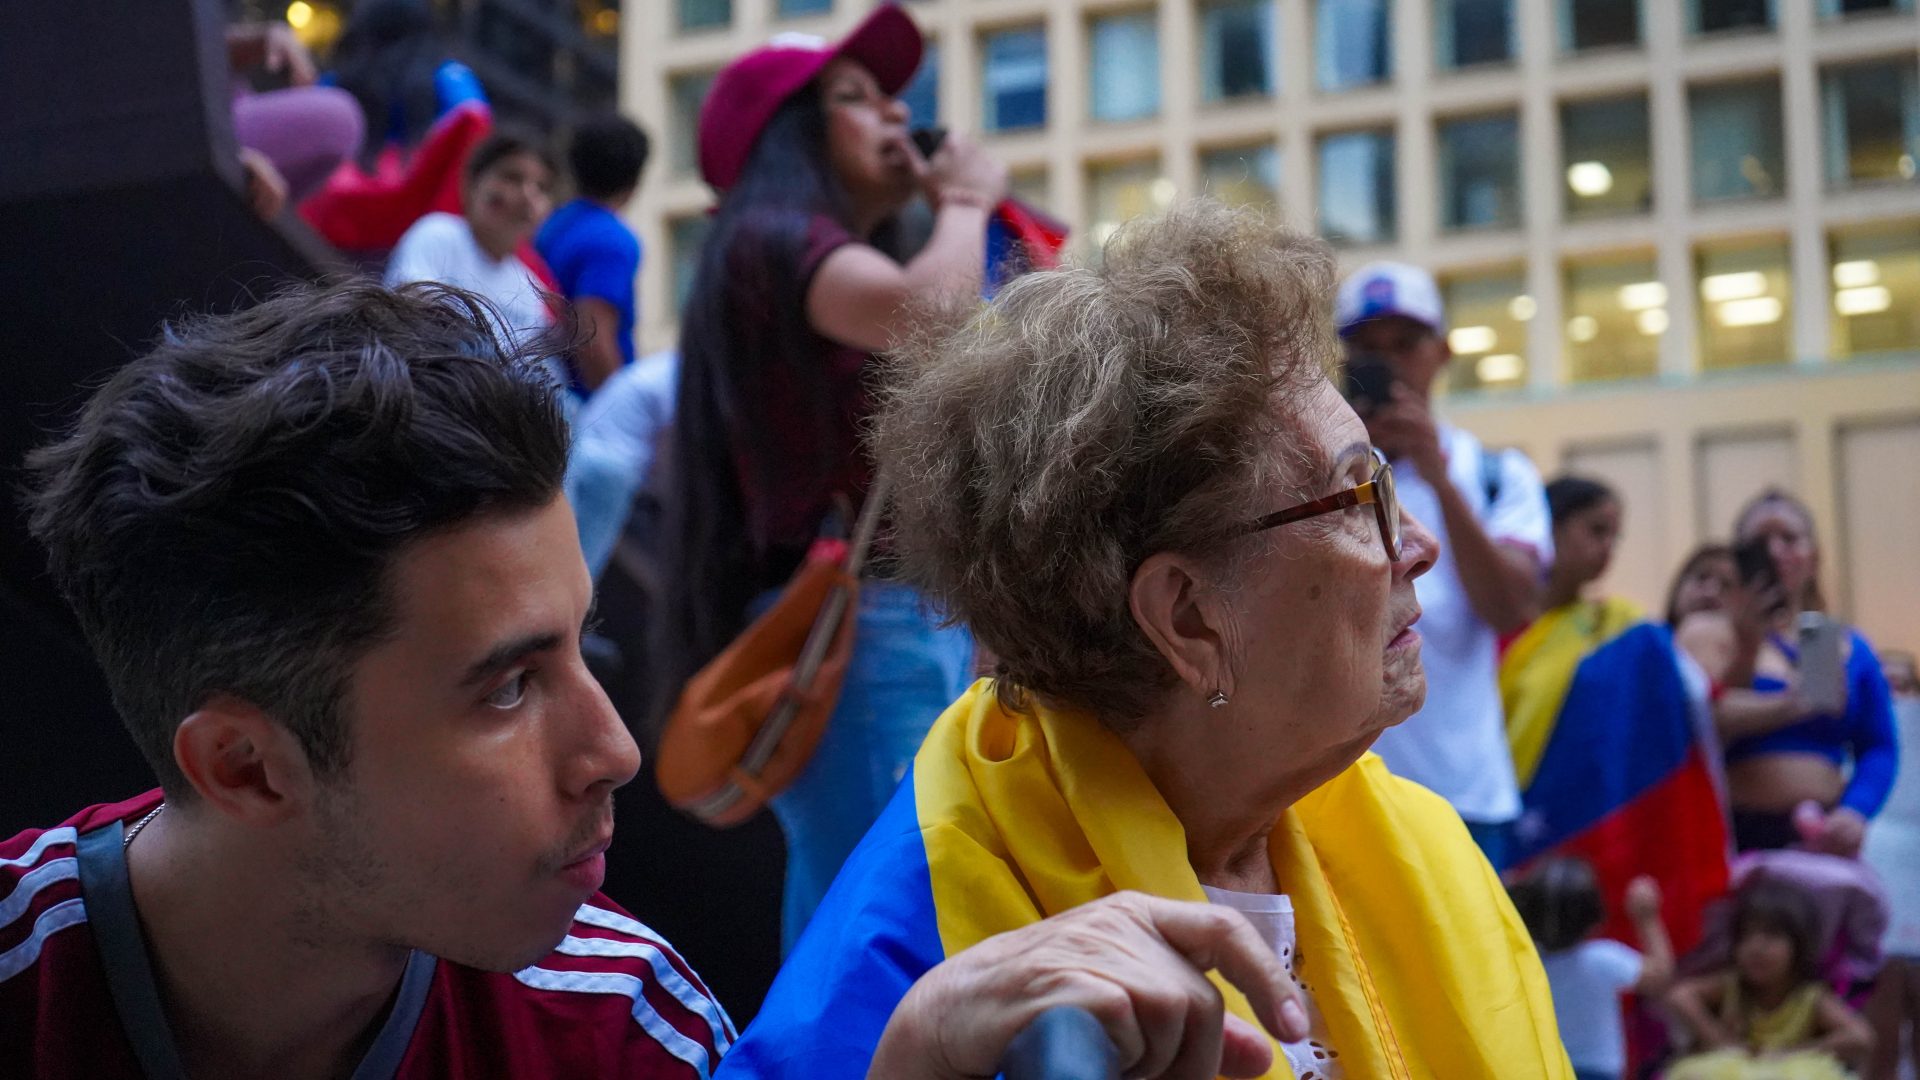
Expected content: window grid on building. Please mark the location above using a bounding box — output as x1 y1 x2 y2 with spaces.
628 0 1920 391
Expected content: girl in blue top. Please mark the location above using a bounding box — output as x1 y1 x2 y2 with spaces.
1720 489 1899 854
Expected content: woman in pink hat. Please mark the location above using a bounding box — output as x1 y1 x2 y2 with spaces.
654 4 1009 952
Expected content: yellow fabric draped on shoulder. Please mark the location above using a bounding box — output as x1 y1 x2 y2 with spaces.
911 680 1574 1080
1502 596 1646 787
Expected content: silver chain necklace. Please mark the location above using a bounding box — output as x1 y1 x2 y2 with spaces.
123 803 165 850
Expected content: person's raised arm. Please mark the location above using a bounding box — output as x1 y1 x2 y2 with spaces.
1368 388 1542 633
1714 687 1818 743
1666 974 1741 1052
1624 877 1675 996
868 892 1309 1080
806 133 1007 354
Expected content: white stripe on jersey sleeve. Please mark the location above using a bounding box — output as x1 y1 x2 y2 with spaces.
0 897 87 985
553 935 734 1055
573 904 738 1041
512 965 713 1080
0 828 77 869
0 858 79 933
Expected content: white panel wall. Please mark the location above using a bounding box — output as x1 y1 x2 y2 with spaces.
1561 440 1668 615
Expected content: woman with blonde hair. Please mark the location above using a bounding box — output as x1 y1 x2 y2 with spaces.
718 200 1571 1079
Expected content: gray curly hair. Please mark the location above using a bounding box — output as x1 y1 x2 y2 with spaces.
873 199 1340 726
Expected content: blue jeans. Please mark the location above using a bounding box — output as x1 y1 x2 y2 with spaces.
757 581 975 952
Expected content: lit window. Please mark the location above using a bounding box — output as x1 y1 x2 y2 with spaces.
1562 94 1652 219
900 41 939 128
1822 60 1920 189
1438 113 1521 230
1089 11 1161 122
1439 268 1530 391
1318 129 1396 245
1692 0 1773 33
1830 222 1920 357
1696 238 1792 370
1690 78 1786 202
1200 0 1277 102
1564 253 1662 382
669 70 718 177
669 215 713 315
1316 0 1392 92
1087 159 1172 251
678 0 729 31
1436 0 1515 69
1200 144 1281 210
981 26 1048 132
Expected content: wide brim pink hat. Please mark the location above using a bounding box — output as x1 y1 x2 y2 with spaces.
697 4 924 194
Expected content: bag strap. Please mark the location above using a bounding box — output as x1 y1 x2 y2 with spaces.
731 472 892 780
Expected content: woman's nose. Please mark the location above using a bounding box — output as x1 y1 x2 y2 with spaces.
885 96 910 124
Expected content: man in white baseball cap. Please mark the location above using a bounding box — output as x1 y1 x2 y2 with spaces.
1335 261 1554 870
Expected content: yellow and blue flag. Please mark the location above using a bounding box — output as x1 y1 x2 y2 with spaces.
718 680 1572 1079
1503 599 1729 955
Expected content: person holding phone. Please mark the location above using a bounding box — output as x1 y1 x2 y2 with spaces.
1333 263 1554 870
655 4 1009 952
1716 489 1900 855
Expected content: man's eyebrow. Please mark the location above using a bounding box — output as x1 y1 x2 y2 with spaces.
460 631 564 688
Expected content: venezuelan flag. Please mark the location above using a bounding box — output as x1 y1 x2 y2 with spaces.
718 681 1572 1079
1503 600 1730 954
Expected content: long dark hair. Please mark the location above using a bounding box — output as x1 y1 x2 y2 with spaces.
650 87 899 729
330 0 452 168
1731 879 1821 988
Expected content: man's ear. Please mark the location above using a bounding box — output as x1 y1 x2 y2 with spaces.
1129 552 1236 700
172 693 318 827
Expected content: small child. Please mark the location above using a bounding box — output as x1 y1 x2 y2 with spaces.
1666 880 1875 1080
1510 858 1675 1080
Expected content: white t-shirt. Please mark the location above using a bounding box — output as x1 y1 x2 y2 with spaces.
1540 939 1642 1074
384 212 552 349
1201 885 1344 1080
1367 423 1553 824
1862 697 1920 957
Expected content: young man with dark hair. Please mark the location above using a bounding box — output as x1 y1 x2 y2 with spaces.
537 113 650 394
2 279 1312 1079
2 282 731 1078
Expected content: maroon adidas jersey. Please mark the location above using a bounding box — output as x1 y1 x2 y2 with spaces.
0 792 734 1079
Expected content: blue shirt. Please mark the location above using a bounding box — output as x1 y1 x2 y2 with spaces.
537 199 642 377
1725 629 1901 818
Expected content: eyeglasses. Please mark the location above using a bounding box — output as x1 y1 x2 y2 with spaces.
1246 447 1401 561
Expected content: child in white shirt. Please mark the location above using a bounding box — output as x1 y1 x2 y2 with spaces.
1510 858 1675 1080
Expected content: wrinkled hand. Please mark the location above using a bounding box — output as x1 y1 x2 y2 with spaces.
869 891 1308 1080
1624 876 1663 922
1363 385 1446 484
238 148 288 220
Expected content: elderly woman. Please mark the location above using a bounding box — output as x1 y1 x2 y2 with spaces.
716 201 1570 1078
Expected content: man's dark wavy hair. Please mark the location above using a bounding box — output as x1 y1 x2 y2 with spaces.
25 280 570 796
